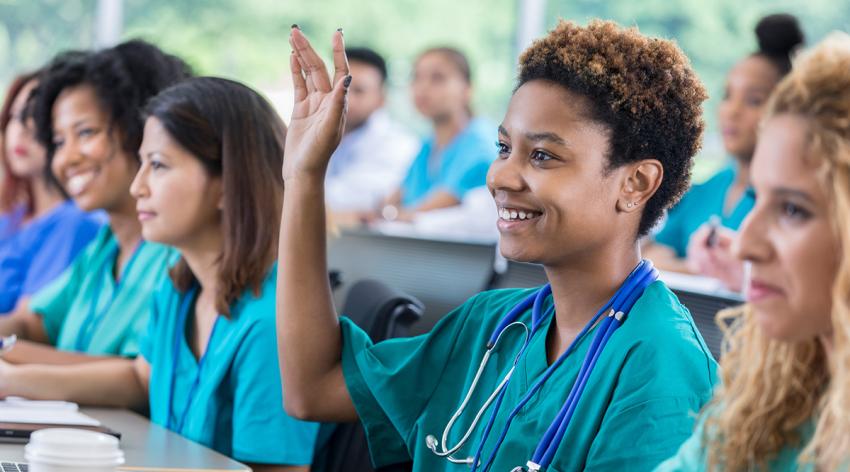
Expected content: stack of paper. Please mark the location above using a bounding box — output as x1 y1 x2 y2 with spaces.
0 398 101 426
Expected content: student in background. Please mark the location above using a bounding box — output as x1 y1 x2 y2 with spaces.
645 14 804 290
657 33 850 471
0 41 190 364
0 68 101 312
325 47 418 215
0 77 318 472
378 47 493 222
277 22 716 471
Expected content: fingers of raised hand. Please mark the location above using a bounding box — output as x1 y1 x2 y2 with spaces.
290 27 332 92
290 51 308 102
332 29 350 86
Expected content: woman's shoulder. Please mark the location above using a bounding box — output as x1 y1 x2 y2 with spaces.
616 280 718 385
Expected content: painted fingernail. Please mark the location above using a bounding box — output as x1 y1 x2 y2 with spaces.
291 24 300 30
344 75 352 88
337 28 344 36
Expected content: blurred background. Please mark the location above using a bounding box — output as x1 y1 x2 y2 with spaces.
2 0 848 178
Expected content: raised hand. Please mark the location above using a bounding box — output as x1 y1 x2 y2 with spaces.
282 27 350 182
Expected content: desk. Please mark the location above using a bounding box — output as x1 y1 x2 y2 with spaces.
329 227 496 335
0 408 250 471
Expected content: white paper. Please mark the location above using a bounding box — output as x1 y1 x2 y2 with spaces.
0 399 100 426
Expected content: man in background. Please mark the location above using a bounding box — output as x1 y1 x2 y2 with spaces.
325 47 418 214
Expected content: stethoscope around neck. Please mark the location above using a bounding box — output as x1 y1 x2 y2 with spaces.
425 259 658 472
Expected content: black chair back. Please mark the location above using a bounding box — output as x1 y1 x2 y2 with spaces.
312 279 422 472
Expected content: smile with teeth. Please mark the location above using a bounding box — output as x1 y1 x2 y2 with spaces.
498 207 542 221
65 169 98 196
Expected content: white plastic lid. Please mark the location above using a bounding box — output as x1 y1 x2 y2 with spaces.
25 428 124 466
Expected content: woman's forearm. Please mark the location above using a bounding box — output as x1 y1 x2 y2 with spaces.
3 340 112 365
277 176 356 421
2 358 146 408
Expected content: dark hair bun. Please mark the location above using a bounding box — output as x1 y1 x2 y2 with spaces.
756 13 804 58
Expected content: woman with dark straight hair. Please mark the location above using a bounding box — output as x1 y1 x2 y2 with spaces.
0 77 318 471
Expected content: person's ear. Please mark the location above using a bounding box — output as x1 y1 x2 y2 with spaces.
209 177 224 211
616 159 663 213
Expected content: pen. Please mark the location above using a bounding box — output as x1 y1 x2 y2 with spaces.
706 216 721 248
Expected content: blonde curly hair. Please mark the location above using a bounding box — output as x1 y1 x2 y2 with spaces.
705 32 850 471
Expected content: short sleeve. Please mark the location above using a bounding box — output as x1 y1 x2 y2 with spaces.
339 295 479 467
587 396 706 470
399 142 429 202
121 294 155 358
0 245 26 313
21 212 101 298
138 282 167 363
28 257 84 345
230 316 319 465
585 314 716 471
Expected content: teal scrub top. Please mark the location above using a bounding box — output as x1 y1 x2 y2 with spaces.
140 266 319 466
340 281 719 471
655 412 815 471
400 117 494 208
654 164 755 258
29 226 174 356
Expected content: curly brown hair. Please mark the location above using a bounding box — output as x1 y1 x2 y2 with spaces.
518 20 707 236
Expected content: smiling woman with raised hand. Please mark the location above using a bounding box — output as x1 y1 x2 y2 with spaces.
279 21 717 472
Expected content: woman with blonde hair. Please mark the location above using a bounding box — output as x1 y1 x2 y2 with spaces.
657 32 850 471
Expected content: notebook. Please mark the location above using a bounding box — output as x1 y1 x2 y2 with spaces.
0 399 120 443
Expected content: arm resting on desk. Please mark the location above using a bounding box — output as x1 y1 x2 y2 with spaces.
2 339 113 365
410 189 460 214
0 300 49 344
0 356 148 408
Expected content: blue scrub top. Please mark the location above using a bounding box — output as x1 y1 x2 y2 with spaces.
654 163 755 258
141 265 319 466
0 205 26 241
0 201 101 313
400 117 494 208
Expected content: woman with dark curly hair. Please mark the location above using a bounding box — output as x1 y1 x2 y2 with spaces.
0 41 190 365
276 21 717 471
0 66 101 313
0 76 318 472
646 14 804 291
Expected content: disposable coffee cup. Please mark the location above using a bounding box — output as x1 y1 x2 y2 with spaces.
25 428 124 472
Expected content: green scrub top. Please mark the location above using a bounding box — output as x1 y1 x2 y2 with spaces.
29 226 175 356
654 412 815 471
654 164 755 258
340 281 719 471
140 265 319 465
